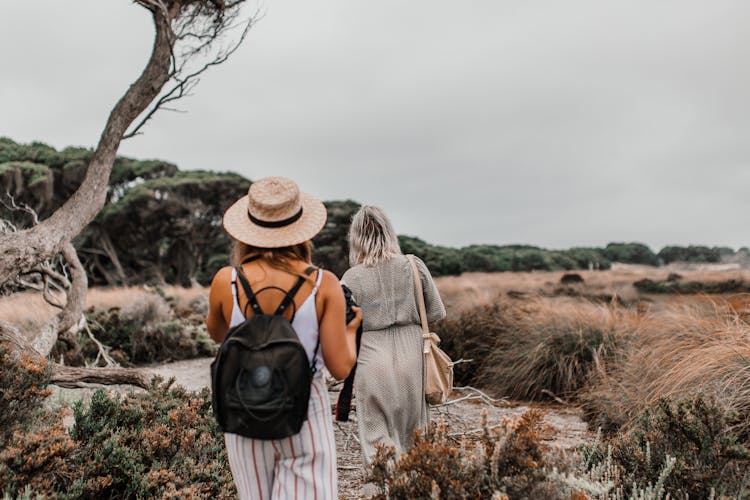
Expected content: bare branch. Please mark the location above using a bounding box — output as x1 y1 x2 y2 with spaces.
0 193 40 226
84 320 120 368
32 243 88 357
124 4 255 140
49 364 154 390
1 318 154 390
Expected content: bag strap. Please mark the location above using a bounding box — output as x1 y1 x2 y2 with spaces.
235 267 264 316
407 255 430 335
274 266 316 316
235 265 317 318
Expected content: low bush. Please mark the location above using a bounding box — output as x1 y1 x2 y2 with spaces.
633 277 750 294
369 410 563 499
53 292 217 367
0 380 235 499
560 396 750 499
612 396 750 498
0 344 51 445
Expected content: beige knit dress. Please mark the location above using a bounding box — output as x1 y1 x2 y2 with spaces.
341 254 446 465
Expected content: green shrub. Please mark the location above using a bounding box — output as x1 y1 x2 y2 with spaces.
633 277 750 294
562 247 612 270
0 345 51 446
603 242 659 266
550 431 677 500
0 381 235 499
568 397 750 499
54 293 216 367
609 396 750 499
399 235 465 276
658 245 725 264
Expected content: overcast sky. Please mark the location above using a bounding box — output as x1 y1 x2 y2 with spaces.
2 1 750 250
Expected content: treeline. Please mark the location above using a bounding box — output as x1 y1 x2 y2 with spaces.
0 138 354 285
400 238 750 276
1 138 746 283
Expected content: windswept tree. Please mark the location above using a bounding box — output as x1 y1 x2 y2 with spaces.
0 0 253 388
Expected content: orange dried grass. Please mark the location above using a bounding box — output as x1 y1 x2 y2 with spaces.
584 299 750 433
0 286 208 339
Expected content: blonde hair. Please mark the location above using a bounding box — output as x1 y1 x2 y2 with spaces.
348 206 402 267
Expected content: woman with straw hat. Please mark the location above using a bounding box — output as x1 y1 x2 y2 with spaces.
206 176 361 500
342 206 446 466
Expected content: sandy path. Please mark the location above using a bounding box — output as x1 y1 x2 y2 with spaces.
150 357 591 499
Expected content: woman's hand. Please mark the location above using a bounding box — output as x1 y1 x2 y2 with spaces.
347 305 362 335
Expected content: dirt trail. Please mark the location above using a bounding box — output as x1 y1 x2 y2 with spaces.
150 357 591 499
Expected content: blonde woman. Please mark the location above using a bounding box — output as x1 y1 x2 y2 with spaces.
342 206 446 465
206 177 361 499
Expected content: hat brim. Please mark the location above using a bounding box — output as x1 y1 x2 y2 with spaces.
222 191 327 248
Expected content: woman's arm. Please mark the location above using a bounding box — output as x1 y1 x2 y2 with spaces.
206 266 232 343
415 256 447 322
318 270 360 380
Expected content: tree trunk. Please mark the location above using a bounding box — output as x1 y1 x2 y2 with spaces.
0 9 175 389
0 10 174 287
33 243 87 357
49 365 154 390
1 321 154 390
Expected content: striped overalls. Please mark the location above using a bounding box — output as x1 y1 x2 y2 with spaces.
224 269 337 500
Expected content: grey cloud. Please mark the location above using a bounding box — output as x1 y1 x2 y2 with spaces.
2 0 749 249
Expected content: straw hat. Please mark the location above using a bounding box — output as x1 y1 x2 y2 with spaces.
223 176 327 248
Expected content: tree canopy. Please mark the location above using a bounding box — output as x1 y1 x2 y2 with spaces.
2 138 743 283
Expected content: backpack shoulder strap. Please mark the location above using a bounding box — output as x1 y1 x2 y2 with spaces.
235 266 264 316
274 266 316 316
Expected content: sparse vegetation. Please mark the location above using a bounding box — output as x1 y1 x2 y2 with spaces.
0 379 235 499
370 410 563 499
52 291 216 367
396 292 750 498
4 142 750 499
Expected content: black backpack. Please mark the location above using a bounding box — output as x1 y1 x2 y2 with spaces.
211 263 320 440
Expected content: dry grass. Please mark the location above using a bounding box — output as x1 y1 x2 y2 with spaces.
0 286 208 340
436 296 642 400
582 298 750 436
479 297 639 399
434 264 750 316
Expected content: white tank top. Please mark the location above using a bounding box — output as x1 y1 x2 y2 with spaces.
229 268 324 374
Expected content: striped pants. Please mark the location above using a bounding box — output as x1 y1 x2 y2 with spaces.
225 376 337 500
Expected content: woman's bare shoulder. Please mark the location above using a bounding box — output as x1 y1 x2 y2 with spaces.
210 266 234 288
317 268 341 290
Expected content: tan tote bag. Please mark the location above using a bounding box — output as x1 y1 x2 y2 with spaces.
407 255 453 405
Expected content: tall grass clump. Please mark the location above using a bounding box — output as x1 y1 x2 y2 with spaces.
436 297 637 400
582 301 750 435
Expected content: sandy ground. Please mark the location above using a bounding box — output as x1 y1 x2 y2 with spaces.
148 357 590 499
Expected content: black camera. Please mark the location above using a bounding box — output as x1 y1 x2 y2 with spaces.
342 284 358 324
